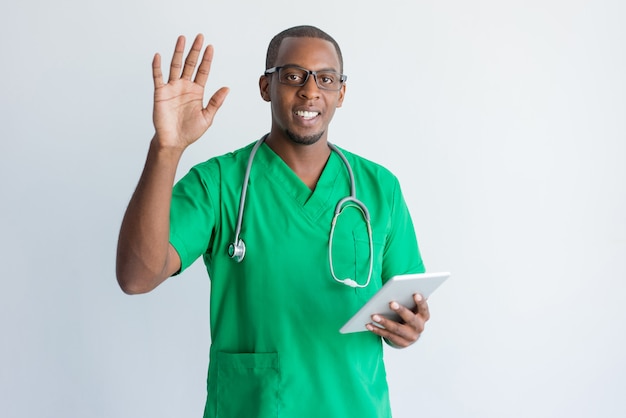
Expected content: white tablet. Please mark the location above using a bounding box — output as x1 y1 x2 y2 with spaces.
339 271 450 334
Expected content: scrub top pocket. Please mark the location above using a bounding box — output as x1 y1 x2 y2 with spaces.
216 352 280 418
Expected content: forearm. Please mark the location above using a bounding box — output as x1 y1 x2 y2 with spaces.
116 136 184 294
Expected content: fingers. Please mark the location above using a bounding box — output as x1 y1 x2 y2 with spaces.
152 53 163 89
366 314 417 348
181 34 204 81
365 294 430 348
161 34 214 87
193 44 215 87
168 35 186 83
414 293 430 321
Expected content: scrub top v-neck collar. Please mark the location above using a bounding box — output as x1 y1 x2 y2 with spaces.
252 142 346 222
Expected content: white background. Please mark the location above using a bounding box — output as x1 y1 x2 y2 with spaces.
1 1 625 417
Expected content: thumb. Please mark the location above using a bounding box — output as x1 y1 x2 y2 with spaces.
205 87 230 116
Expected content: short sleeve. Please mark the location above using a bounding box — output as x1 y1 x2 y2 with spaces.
381 178 425 282
169 166 218 273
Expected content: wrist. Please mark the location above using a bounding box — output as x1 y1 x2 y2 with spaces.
150 134 186 157
145 136 186 172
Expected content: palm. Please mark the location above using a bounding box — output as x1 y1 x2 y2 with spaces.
153 80 210 147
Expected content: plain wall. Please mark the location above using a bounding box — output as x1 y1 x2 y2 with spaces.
1 0 625 417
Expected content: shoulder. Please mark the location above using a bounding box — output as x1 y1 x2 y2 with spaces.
173 141 259 194
334 145 400 186
190 141 257 176
178 141 261 189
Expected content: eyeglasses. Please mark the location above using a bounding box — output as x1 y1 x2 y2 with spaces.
264 65 347 91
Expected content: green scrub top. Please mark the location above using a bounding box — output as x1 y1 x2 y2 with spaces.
169 138 425 418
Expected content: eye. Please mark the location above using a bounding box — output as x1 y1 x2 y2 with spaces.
281 69 305 84
319 72 338 85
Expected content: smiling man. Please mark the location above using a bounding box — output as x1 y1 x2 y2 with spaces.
116 25 428 418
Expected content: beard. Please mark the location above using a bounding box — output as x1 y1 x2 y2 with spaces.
285 129 324 145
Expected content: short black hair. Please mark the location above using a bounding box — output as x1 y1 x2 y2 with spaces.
265 25 344 73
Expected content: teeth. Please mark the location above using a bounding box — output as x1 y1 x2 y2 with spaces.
296 110 319 119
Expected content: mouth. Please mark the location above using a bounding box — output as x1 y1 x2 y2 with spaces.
294 110 320 120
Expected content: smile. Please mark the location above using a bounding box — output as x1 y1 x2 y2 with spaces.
295 110 319 120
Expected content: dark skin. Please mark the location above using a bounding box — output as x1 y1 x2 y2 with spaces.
116 34 429 348
258 37 344 189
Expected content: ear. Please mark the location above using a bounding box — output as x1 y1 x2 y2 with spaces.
336 83 346 108
259 75 271 102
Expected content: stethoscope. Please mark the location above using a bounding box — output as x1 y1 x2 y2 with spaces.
227 136 373 288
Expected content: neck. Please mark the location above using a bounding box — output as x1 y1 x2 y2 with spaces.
264 133 332 190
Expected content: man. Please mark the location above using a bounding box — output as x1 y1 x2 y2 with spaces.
117 25 429 418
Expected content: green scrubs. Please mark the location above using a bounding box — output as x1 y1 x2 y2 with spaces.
169 139 425 418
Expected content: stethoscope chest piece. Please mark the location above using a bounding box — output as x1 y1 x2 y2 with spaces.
228 239 246 263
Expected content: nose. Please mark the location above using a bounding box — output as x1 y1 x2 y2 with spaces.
298 73 321 99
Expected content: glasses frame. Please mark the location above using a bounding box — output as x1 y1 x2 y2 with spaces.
264 65 347 91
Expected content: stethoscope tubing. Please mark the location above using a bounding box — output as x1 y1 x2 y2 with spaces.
229 136 373 288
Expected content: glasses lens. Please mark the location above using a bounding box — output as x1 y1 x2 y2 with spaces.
277 67 343 91
316 71 342 90
278 67 308 86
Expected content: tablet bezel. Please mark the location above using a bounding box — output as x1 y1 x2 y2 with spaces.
339 271 450 334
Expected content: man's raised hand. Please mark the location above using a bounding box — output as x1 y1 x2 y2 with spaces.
152 34 229 150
